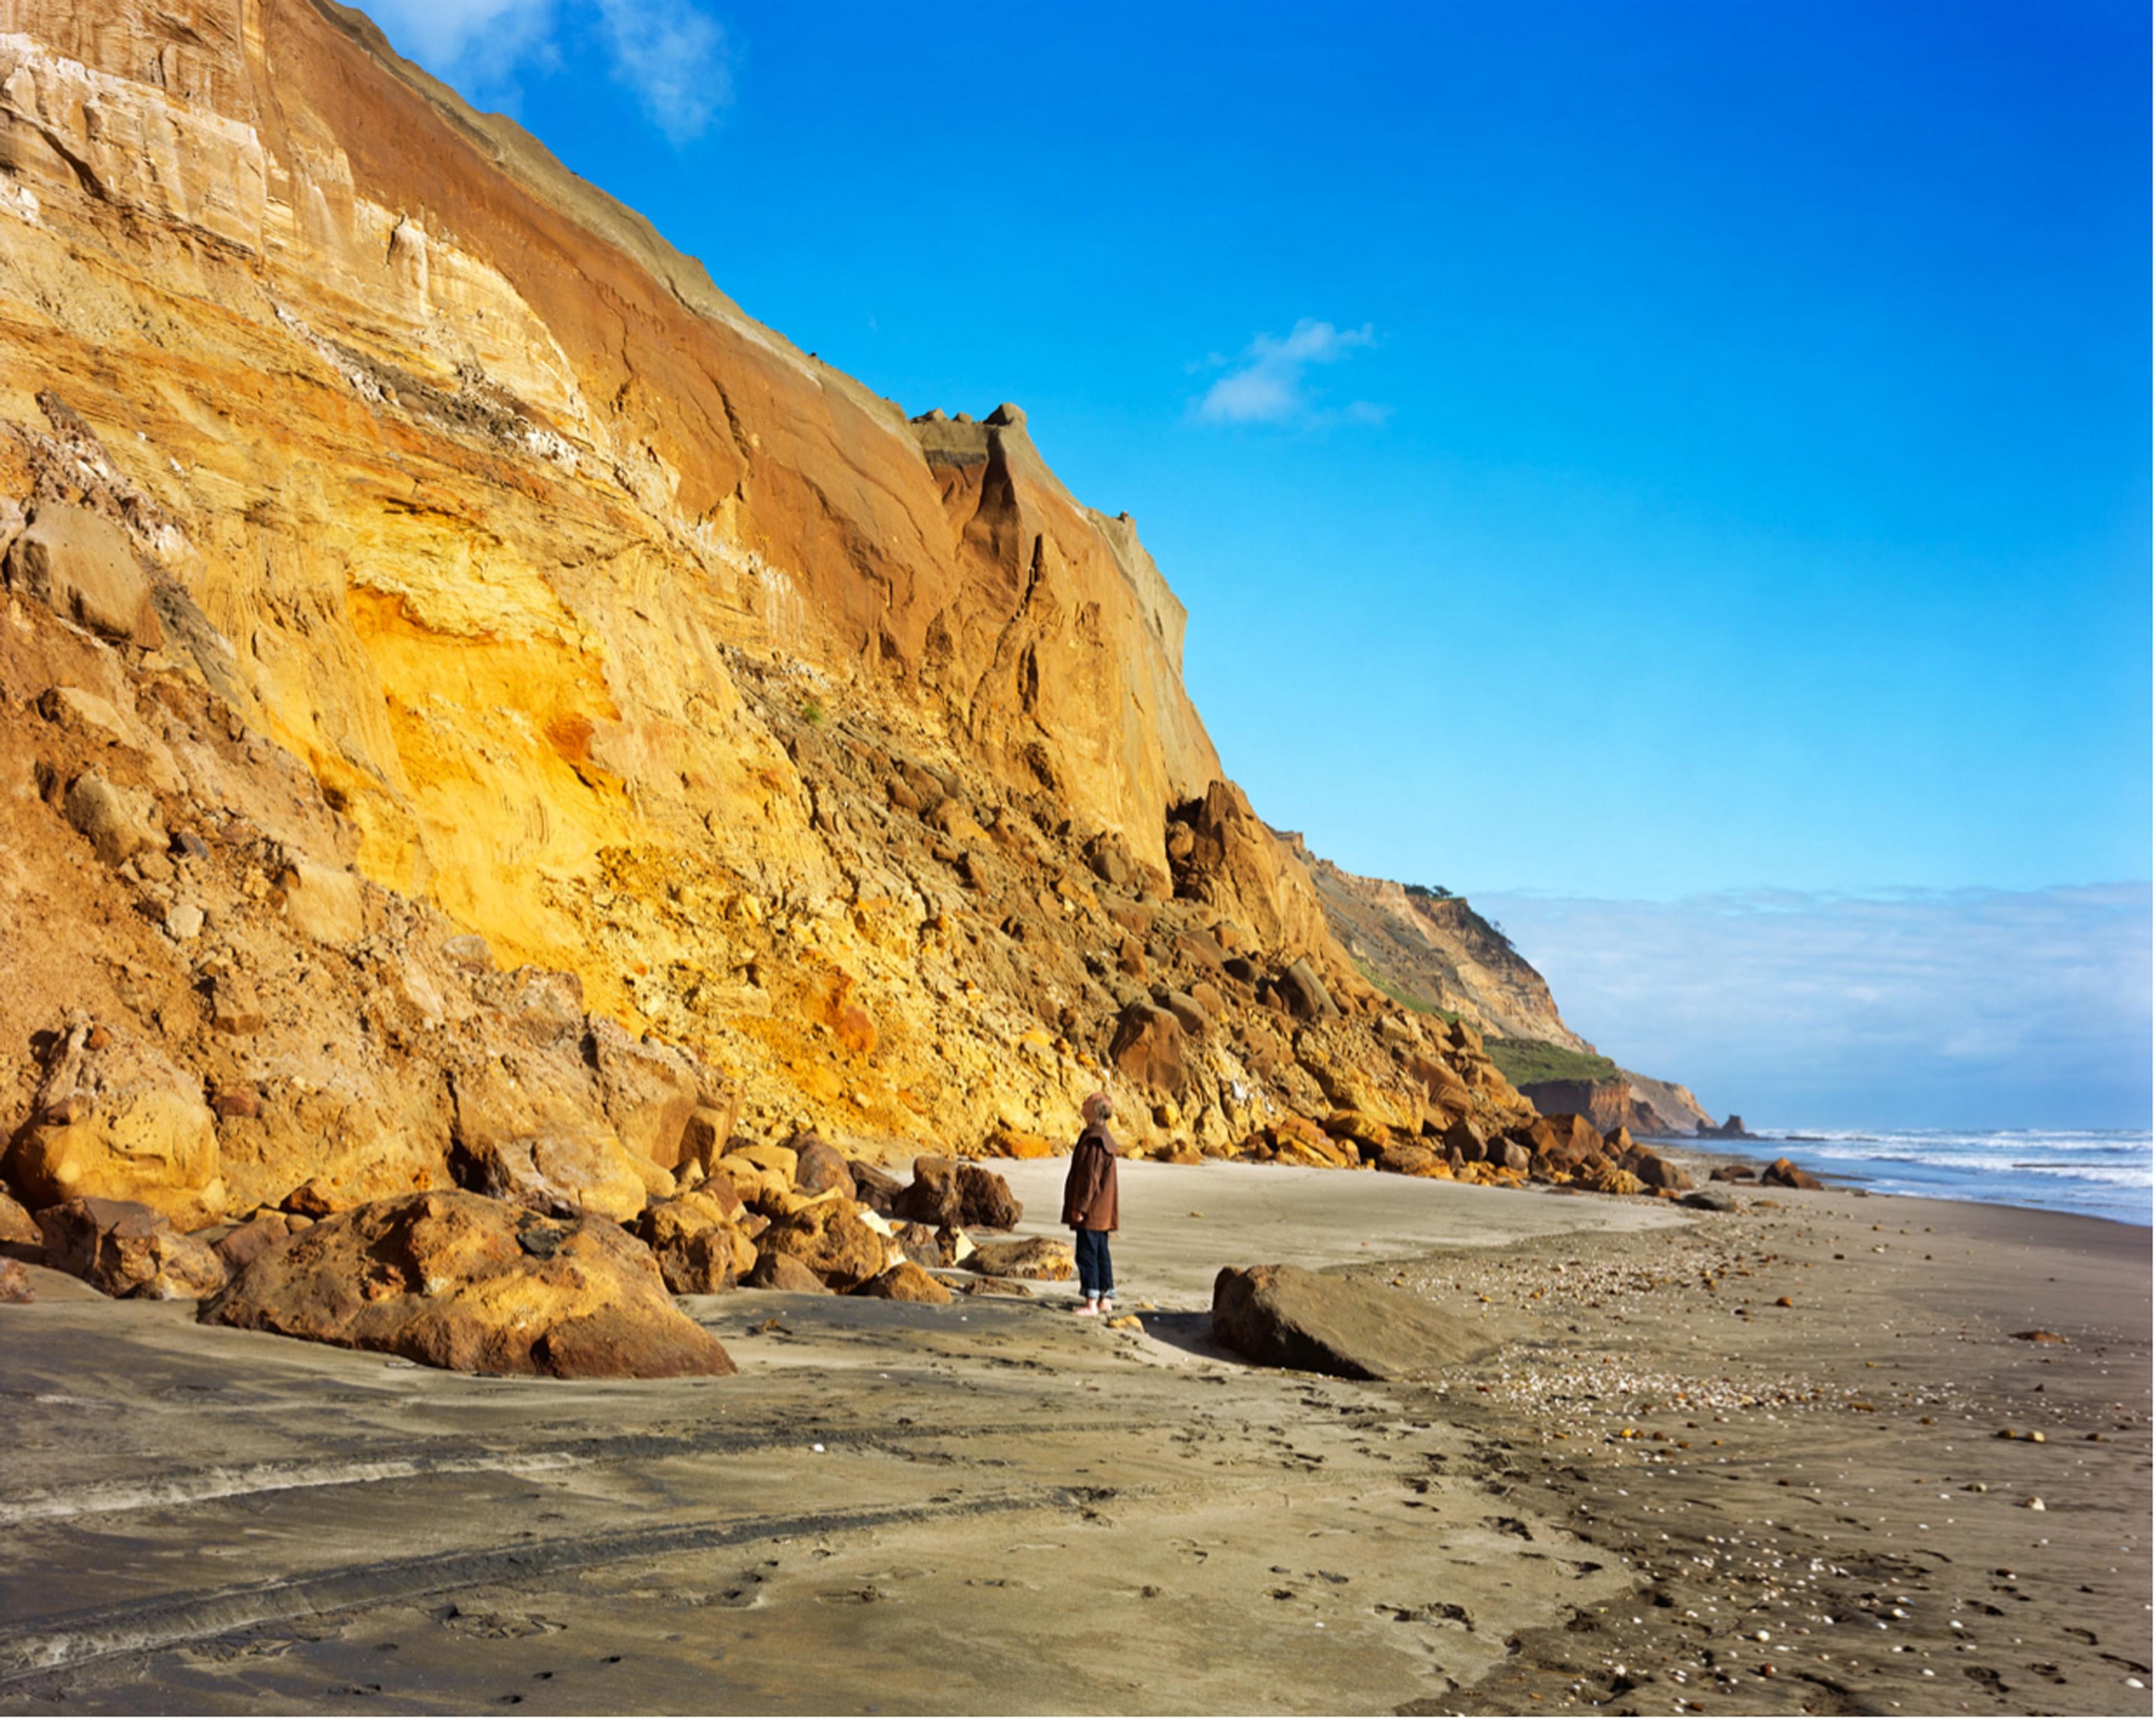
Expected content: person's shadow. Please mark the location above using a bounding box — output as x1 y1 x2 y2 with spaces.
1123 1309 1244 1365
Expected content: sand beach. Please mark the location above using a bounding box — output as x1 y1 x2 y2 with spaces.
0 1162 2144 1716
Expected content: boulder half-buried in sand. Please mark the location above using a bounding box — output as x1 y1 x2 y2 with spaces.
1211 1263 1500 1380
201 1191 734 1379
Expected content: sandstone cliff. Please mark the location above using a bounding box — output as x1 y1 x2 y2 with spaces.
0 0 1559 1227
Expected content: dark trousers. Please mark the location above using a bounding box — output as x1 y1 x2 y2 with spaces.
1074 1227 1114 1297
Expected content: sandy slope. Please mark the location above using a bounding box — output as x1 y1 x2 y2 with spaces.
0 1165 2145 1715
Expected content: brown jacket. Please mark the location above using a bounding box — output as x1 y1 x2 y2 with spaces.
1061 1125 1120 1232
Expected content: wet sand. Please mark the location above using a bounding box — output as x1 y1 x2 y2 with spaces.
0 1164 2145 1715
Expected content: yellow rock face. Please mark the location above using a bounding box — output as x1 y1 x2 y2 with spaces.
0 0 1547 1195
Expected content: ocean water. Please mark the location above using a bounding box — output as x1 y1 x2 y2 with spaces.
1696 1129 2154 1227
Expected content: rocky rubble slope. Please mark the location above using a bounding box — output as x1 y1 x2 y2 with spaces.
0 0 1716 1364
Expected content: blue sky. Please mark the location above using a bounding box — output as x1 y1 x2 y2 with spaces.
354 0 2150 1126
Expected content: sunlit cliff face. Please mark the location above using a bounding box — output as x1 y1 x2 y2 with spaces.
0 0 1541 1187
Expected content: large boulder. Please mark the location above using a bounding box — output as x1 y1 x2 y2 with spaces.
890 1158 1022 1230
6 1017 223 1228
36 1197 228 1300
755 1198 888 1291
1210 1264 1499 1380
1760 1156 1824 1190
638 1191 756 1293
1108 1000 1188 1094
4 502 163 646
202 1192 734 1378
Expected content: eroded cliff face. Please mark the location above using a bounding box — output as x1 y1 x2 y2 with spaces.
0 0 1543 1215
1305 856 1581 1044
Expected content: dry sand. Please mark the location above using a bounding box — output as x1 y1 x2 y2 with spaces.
0 1162 2145 1715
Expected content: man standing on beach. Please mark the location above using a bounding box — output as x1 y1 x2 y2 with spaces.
1063 1091 1121 1315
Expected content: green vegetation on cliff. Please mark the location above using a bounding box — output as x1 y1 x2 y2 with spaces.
1487 1038 1621 1088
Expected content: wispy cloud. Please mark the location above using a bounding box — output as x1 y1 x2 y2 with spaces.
1191 319 1384 427
595 0 732 144
363 0 558 89
360 0 732 143
1472 884 2153 1131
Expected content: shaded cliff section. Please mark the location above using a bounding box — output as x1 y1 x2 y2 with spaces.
0 0 1552 1227
1305 856 1715 1136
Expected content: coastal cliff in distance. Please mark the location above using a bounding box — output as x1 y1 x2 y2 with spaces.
0 0 1714 1231
1305 856 1714 1136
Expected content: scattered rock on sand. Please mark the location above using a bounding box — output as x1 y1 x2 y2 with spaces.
892 1221 942 1269
851 1260 952 1303
1681 1188 1736 1212
949 1273 1033 1298
788 1132 856 1200
37 1196 229 1299
1627 1150 1692 1192
2012 1329 2067 1344
0 1258 32 1302
0 1190 40 1260
846 1158 902 1215
1211 1263 1500 1380
965 1237 1076 1280
892 1157 1022 1230
202 1191 735 1378
756 1198 887 1290
1760 1157 1824 1190
639 1191 756 1293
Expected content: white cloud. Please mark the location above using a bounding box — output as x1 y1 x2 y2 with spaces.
1192 319 1382 427
1472 883 2153 1130
358 0 731 143
363 0 556 89
596 0 732 144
